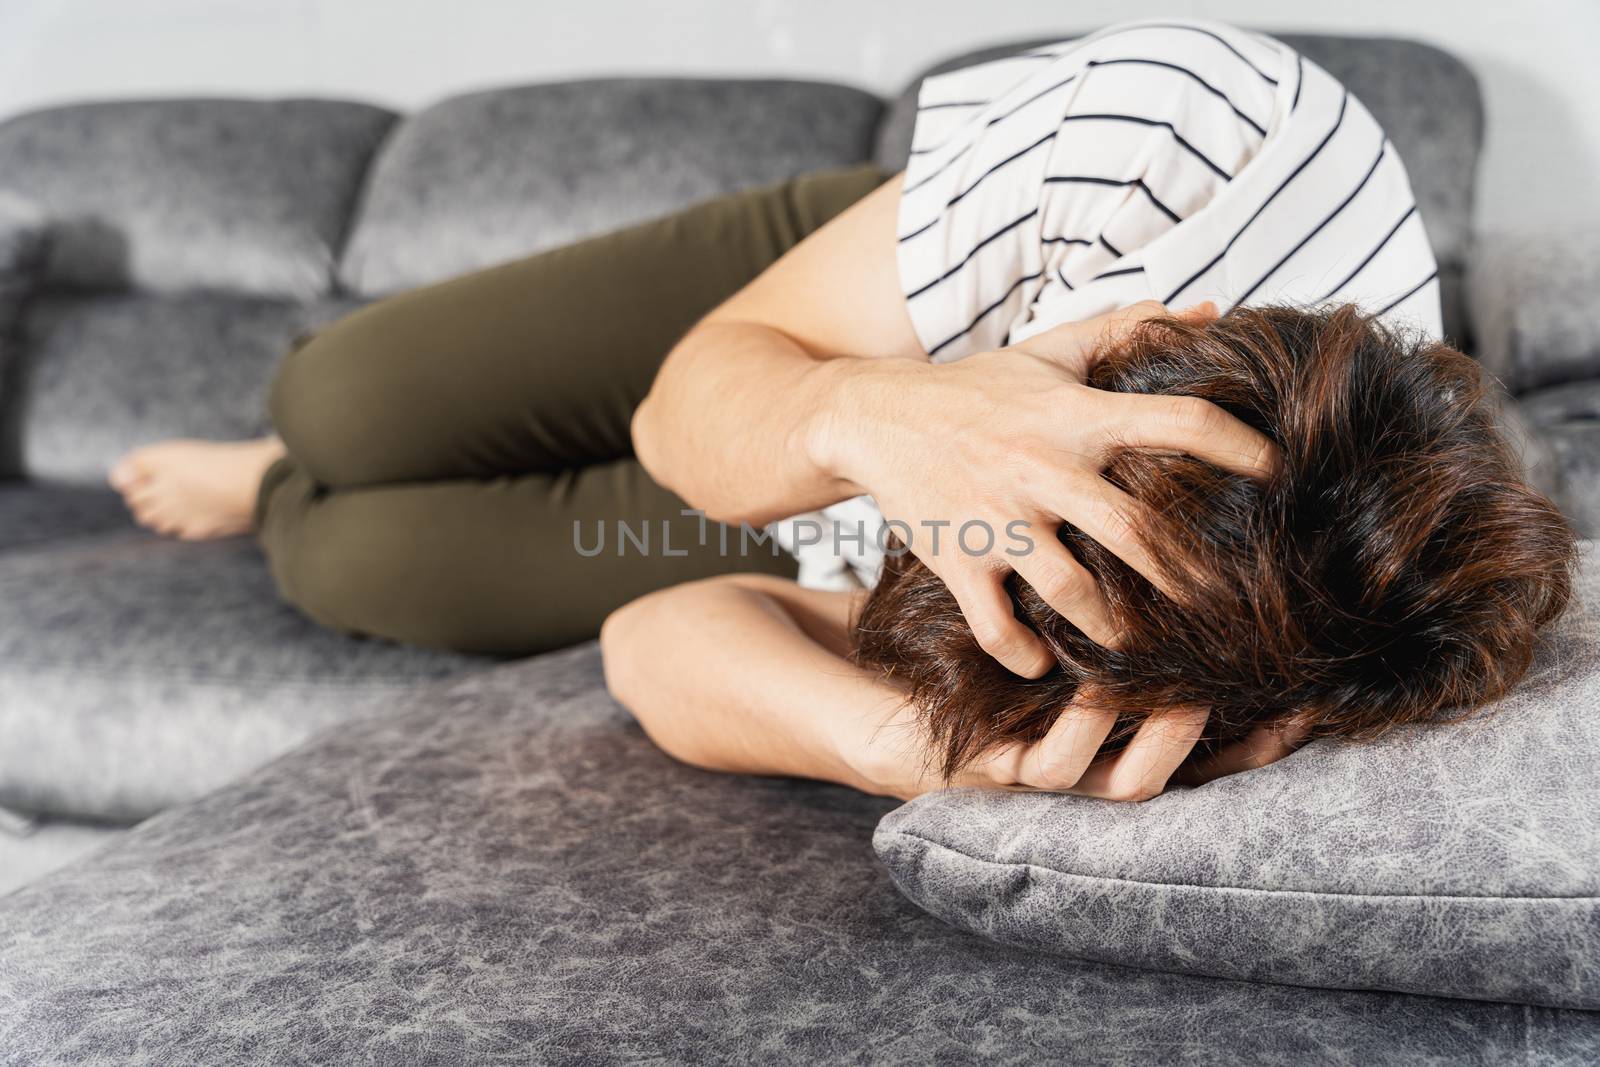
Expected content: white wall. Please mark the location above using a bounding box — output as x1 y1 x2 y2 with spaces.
0 0 1594 238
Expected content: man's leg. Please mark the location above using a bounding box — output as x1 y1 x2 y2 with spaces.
255 458 795 654
252 166 889 652
271 165 893 487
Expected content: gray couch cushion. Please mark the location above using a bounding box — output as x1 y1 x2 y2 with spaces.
0 99 396 298
2 294 345 483
875 545 1599 1010
1520 383 1600 538
338 79 884 295
0 532 482 821
875 32 1482 347
0 485 132 551
1470 228 1600 396
1 645 1595 1065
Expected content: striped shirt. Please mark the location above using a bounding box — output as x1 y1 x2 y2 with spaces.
899 18 1441 361
779 19 1442 590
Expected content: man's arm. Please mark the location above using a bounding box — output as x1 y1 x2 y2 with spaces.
631 174 1280 678
631 175 924 526
600 575 892 794
599 574 1294 801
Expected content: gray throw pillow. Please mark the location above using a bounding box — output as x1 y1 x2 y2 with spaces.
875 543 1599 1010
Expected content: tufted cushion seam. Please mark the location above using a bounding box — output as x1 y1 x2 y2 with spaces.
876 828 1600 902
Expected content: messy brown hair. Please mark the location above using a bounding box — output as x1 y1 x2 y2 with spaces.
851 305 1577 779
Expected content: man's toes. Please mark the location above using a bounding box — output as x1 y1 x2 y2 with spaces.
148 513 182 537
124 487 160 518
126 496 168 532
109 454 152 492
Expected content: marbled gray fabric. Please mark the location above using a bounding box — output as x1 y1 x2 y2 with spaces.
877 545 1600 1010
0 99 396 298
0 533 483 821
1520 382 1600 538
1 644 1596 1065
3 294 345 483
338 79 883 295
875 33 1482 347
1470 228 1600 395
0 484 133 551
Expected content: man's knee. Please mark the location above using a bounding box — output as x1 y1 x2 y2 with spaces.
268 312 407 487
261 492 545 655
263 504 431 649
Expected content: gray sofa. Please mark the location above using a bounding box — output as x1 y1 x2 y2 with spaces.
0 31 1597 1064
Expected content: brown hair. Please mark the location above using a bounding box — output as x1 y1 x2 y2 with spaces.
851 305 1577 780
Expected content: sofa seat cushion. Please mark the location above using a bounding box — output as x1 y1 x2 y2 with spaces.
0 532 483 821
875 545 1600 1010
0 99 396 298
337 78 884 295
1 645 1595 1065
1520 382 1600 537
0 484 133 551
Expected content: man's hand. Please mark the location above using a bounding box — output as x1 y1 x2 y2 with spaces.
844 693 1310 803
815 300 1281 677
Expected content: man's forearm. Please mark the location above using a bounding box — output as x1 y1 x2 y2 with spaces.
632 319 916 526
599 576 899 793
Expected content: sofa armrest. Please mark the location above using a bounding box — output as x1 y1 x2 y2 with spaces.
1469 228 1600 394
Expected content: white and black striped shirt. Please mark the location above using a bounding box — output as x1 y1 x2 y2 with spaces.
898 17 1441 362
780 19 1442 590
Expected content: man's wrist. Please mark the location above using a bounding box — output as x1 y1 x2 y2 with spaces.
800 355 921 497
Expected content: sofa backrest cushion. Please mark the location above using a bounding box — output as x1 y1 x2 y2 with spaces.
876 33 1483 348
874 544 1600 1010
1 294 358 482
337 79 884 295
0 100 396 299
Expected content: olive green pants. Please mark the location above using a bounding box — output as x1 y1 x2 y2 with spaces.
257 165 890 654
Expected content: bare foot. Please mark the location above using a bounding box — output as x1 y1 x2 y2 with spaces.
109 437 286 540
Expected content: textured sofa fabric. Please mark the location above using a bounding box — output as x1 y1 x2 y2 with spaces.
875 546 1600 1009
0 99 396 298
338 78 886 295
876 33 1483 348
1470 229 1600 396
2 645 1598 1066
1469 229 1600 535
0 484 133 551
1520 382 1600 537
0 533 481 821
